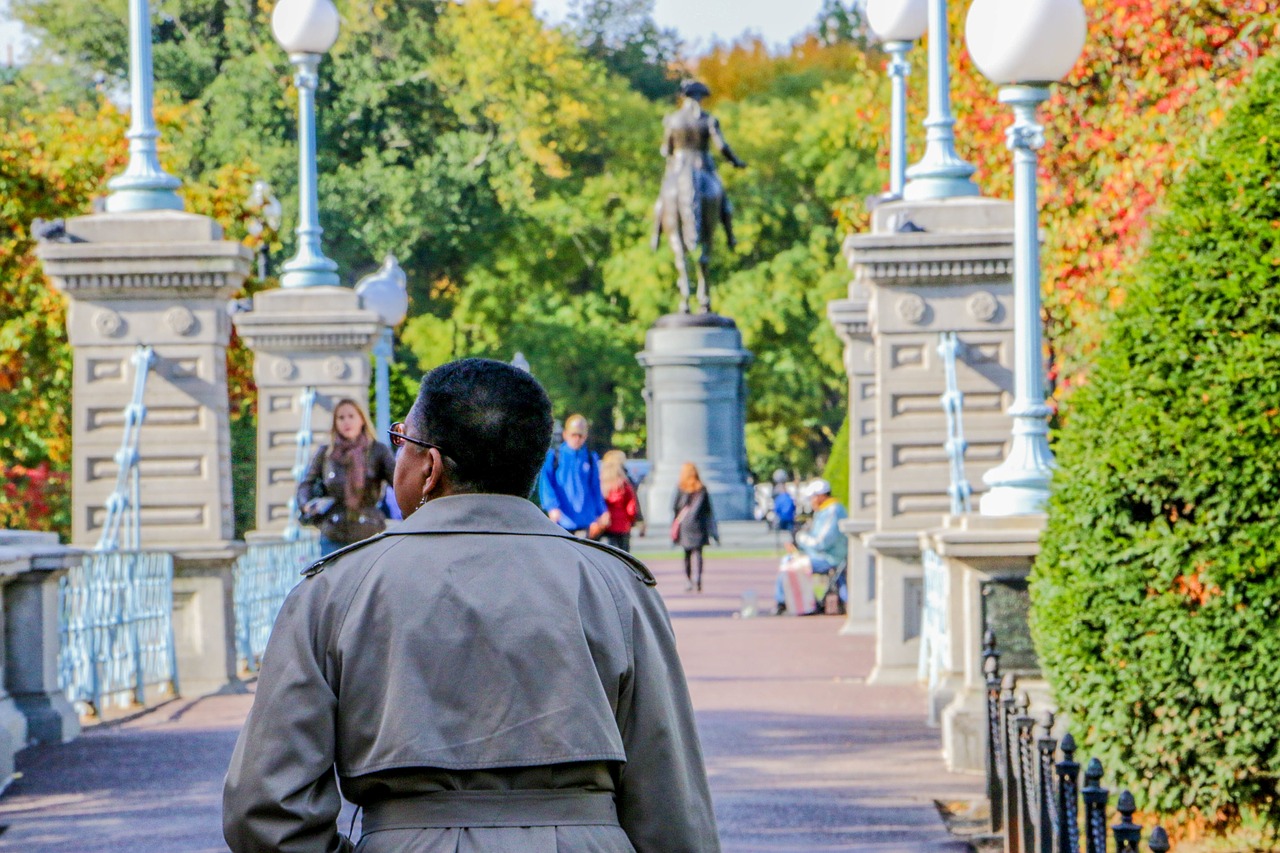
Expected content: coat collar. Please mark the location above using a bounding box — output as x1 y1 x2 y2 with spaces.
392 493 573 538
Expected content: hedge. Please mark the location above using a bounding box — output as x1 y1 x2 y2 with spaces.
1032 54 1280 829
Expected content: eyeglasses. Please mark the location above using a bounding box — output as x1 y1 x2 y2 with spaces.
389 422 447 455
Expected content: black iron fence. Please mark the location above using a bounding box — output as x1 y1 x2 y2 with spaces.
983 630 1171 853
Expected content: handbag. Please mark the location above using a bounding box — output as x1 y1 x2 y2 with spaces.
670 505 690 543
298 447 332 526
299 496 335 526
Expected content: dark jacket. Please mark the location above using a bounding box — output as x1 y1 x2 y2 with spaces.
672 487 717 550
297 441 396 545
223 494 720 853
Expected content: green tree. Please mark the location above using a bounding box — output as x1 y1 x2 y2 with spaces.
567 0 681 100
1033 54 1280 831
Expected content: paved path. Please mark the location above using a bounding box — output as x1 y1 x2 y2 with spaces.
0 551 978 852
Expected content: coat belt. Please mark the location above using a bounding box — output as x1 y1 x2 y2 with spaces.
361 790 620 833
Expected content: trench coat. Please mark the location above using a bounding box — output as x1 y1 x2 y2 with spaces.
223 493 720 853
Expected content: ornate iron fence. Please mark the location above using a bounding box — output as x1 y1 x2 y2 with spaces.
983 631 1171 853
58 550 178 713
233 534 320 672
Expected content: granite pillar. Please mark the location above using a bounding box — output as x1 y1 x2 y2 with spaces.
842 197 1017 684
828 273 877 631
920 513 1045 773
37 212 253 550
233 287 381 535
636 314 754 524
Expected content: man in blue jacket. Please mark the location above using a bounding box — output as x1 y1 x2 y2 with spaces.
539 413 610 538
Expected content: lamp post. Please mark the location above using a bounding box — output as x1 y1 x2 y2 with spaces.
902 0 980 200
105 0 183 212
355 255 409 441
866 0 928 198
271 0 341 288
965 0 1086 516
246 180 283 280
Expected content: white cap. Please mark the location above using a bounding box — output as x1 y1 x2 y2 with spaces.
803 478 832 499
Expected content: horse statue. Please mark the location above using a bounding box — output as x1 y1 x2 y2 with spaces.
651 80 746 315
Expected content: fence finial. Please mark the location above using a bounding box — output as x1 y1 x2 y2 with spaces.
1112 789 1141 852
1082 758 1109 853
1147 826 1170 853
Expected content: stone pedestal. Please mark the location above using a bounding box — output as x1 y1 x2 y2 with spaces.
839 197 1018 686
921 513 1044 773
864 531 924 684
636 314 754 524
0 532 83 790
170 546 246 698
37 212 253 549
233 287 380 534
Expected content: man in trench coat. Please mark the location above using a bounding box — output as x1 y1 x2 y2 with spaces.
223 358 720 852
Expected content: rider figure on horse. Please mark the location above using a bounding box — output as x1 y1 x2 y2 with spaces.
652 80 747 314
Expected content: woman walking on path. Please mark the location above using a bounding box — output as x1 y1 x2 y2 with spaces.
599 450 640 552
672 461 718 592
297 399 396 556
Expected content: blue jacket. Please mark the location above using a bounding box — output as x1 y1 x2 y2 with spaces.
796 499 848 568
538 444 607 532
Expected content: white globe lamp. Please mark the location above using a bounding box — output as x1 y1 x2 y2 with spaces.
965 0 1086 86
866 0 928 42
271 0 340 56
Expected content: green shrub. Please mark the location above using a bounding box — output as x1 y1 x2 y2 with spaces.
1033 55 1280 829
822 416 850 509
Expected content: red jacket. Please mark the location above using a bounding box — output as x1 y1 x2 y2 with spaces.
604 481 639 534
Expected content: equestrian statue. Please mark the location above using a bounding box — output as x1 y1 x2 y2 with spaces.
651 80 746 315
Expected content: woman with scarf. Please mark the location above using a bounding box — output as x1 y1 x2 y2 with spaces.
298 399 397 556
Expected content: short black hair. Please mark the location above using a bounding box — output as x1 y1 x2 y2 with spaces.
407 358 553 497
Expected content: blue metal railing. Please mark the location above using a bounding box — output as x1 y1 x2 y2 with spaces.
97 345 155 552
58 550 178 712
59 346 178 713
918 546 950 724
938 332 973 515
283 386 317 542
233 534 320 672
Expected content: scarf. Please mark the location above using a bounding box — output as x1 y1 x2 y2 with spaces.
329 433 370 510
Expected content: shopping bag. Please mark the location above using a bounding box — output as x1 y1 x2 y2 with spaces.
778 559 816 616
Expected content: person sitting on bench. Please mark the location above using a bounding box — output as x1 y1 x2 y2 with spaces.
775 478 848 615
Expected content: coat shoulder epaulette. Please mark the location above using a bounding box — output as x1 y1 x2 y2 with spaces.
573 538 658 587
301 533 390 578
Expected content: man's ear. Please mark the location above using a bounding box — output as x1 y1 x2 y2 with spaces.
422 447 448 499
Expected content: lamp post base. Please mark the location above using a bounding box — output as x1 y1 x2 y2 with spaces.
280 257 340 288
979 482 1049 516
902 153 981 200
104 186 184 213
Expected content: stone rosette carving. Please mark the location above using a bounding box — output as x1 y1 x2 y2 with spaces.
165 306 198 336
271 358 297 381
325 356 351 380
94 309 125 338
895 294 927 326
968 291 999 323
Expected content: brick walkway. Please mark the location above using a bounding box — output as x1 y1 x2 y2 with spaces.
0 551 979 852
